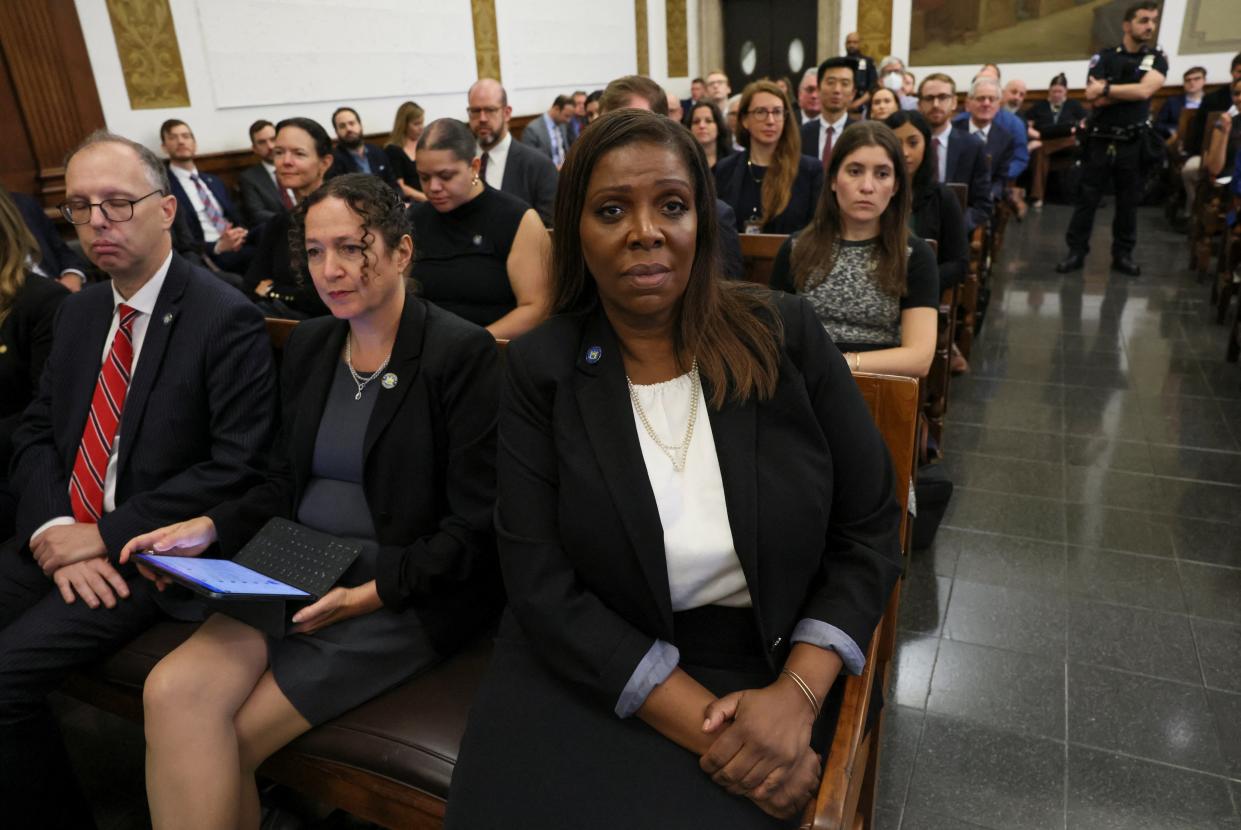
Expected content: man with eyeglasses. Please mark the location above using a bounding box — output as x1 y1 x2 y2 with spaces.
467 78 558 227
953 77 1015 206
919 72 993 231
0 130 276 828
801 57 859 168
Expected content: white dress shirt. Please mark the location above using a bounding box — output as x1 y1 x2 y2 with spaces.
482 131 513 190
31 251 173 543
818 110 851 162
168 164 222 243
933 123 952 184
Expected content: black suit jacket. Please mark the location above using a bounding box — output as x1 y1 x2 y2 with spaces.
328 144 400 191
8 253 277 559
165 165 253 273
1186 85 1233 157
953 121 1013 201
800 116 860 160
500 139 558 227
1025 99 1087 140
713 151 824 235
238 163 285 227
12 192 90 279
207 296 501 655
943 130 993 230
494 296 903 708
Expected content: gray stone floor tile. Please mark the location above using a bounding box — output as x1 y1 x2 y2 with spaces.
943 580 1067 658
1064 503 1175 558
1179 562 1241 624
1065 547 1187 612
1193 619 1241 694
1067 597 1199 681
926 640 1064 740
944 489 1065 542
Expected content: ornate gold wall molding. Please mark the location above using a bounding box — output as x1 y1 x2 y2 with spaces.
1178 0 1241 56
666 0 688 78
856 0 892 63
104 0 189 109
470 0 502 81
635 0 650 76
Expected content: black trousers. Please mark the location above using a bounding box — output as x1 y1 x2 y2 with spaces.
0 540 164 829
1065 137 1141 258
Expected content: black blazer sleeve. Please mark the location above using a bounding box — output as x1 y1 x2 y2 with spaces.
239 166 281 227
0 276 68 471
495 335 658 708
966 142 993 229
777 295 903 647
714 200 745 279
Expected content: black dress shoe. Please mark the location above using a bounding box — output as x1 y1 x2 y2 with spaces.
1055 252 1085 273
1111 256 1141 276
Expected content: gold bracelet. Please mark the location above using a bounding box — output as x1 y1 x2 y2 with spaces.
780 668 820 719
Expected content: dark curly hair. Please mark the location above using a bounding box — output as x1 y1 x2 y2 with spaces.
288 173 412 282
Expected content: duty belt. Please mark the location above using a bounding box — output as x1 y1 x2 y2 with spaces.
1086 123 1143 142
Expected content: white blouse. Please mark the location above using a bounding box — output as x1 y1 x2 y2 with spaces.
629 370 751 611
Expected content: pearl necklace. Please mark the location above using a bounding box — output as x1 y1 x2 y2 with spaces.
626 359 700 473
345 337 392 401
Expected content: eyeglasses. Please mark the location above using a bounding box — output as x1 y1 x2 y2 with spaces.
920 93 956 105
747 107 785 121
466 106 502 117
58 190 164 225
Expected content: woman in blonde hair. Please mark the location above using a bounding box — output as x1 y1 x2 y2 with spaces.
713 80 822 234
0 187 68 536
385 100 428 202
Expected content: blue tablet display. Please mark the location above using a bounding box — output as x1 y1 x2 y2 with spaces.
135 553 312 599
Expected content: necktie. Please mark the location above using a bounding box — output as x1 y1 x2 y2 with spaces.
821 126 836 170
190 173 229 235
480 152 490 184
551 126 564 167
279 186 294 210
69 304 140 523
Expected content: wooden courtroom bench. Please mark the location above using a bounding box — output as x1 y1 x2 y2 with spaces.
947 183 985 361
62 324 920 830
1029 135 1077 206
739 232 787 286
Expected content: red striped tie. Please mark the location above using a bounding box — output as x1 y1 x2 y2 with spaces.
69 304 140 523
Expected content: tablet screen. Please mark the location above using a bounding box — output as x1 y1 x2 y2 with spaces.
136 554 312 598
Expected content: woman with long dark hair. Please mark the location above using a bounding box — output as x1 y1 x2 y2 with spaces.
688 100 734 169
770 121 938 378
713 80 822 234
867 87 901 121
446 110 901 828
885 109 968 291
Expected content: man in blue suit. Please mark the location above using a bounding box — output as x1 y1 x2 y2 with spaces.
0 131 277 828
920 73 992 231
160 119 253 276
10 189 91 291
953 77 1014 206
1155 65 1205 140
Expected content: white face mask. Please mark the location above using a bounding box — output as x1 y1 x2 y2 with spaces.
883 72 904 92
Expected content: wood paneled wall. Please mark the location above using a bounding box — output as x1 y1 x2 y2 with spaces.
0 0 105 204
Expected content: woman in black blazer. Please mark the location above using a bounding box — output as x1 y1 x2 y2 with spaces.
0 189 69 537
122 174 501 830
714 80 823 234
447 111 901 828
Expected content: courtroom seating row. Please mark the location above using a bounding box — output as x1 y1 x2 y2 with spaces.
63 320 923 830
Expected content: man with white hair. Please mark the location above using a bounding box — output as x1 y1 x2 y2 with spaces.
954 76 1015 203
796 67 820 123
953 68 1030 181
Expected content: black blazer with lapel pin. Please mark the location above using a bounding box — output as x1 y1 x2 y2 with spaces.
9 252 277 558
206 294 503 656
494 294 903 709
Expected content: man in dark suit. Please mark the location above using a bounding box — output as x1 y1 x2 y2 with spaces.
0 131 277 828
10 190 91 291
160 119 254 275
522 95 575 167
468 78 559 227
237 119 293 227
1183 53 1241 161
801 57 859 167
952 76 1014 204
680 77 707 119
328 106 400 192
920 73 992 230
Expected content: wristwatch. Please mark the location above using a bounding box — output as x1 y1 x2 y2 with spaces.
1102 81 1111 98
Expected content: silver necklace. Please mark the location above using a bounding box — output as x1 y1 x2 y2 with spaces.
627 359 700 473
345 336 393 401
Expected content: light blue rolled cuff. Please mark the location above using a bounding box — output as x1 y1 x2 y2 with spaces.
614 639 681 718
791 619 865 676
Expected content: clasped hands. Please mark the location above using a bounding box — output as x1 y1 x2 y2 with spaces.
698 676 821 820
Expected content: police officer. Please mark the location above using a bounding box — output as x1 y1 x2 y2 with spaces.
845 32 878 114
1055 0 1166 276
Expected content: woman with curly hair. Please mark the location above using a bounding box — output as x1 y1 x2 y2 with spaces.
123 173 503 830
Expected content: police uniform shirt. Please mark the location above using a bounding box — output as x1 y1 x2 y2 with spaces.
1087 44 1168 129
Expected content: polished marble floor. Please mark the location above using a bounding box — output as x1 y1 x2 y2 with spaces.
874 203 1241 830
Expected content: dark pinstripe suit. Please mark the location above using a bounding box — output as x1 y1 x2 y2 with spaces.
0 252 277 828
